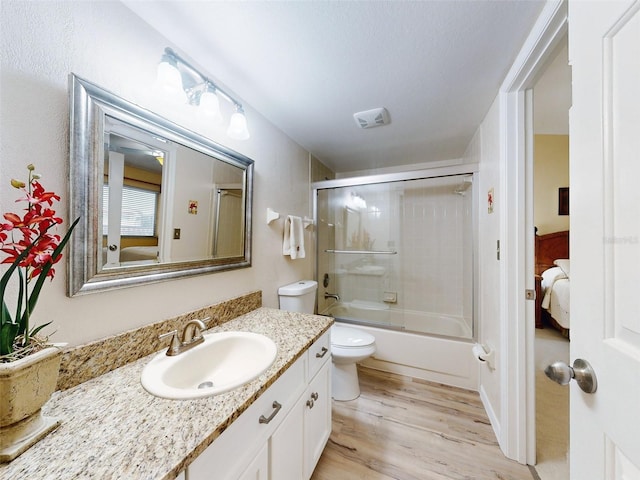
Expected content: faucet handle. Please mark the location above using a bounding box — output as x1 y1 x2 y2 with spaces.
159 330 181 355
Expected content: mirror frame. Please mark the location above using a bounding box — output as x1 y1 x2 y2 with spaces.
68 74 253 296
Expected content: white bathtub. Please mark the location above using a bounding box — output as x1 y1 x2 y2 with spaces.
321 302 477 390
403 310 472 338
322 302 472 339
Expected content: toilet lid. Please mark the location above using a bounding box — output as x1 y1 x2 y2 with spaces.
331 326 375 348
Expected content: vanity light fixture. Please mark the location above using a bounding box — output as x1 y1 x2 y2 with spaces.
155 52 187 104
227 105 250 140
155 47 250 140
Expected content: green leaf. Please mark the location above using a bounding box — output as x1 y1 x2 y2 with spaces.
1 300 12 327
16 268 25 335
0 240 37 325
30 321 52 338
22 217 80 328
0 322 19 357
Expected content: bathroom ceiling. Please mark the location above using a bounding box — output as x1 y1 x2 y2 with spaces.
123 1 546 173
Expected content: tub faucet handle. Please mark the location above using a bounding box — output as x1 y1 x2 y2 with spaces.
324 292 340 301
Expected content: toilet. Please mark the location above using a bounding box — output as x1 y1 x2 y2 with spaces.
278 280 376 402
329 324 376 401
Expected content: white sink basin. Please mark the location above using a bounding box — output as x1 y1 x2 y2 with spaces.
141 331 277 400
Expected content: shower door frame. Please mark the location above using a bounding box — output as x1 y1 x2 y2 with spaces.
312 163 479 341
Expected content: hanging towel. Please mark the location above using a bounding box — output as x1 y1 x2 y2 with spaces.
283 215 305 259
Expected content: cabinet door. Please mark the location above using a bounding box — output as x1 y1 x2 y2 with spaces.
304 361 332 479
270 395 304 480
307 331 331 381
237 443 268 480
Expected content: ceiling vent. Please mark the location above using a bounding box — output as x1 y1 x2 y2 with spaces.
353 107 390 129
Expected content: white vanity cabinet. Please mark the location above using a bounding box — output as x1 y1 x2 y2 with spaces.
237 443 268 480
270 334 331 480
303 359 331 478
186 330 331 480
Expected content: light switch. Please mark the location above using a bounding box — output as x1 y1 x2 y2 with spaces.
174 228 181 240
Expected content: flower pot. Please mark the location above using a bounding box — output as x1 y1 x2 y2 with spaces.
0 346 62 462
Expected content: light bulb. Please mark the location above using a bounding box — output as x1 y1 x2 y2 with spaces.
154 57 187 104
198 90 223 124
227 109 250 140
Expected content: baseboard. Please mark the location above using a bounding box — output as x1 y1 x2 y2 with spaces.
362 357 478 391
479 384 501 442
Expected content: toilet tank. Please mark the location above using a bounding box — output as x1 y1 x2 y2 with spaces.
278 280 318 313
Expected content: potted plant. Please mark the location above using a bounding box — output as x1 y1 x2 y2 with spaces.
0 165 78 462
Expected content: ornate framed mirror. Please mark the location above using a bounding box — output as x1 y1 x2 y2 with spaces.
68 74 253 296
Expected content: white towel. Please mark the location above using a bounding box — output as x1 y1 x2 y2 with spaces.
283 215 305 259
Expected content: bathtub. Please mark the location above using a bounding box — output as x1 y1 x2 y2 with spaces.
321 302 472 339
403 310 472 338
320 302 477 390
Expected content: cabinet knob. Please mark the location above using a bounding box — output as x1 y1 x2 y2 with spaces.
306 399 315 409
310 392 319 401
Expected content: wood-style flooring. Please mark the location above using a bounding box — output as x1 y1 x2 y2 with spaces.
311 367 534 480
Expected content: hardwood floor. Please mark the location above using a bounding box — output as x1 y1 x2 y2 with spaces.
534 327 570 480
311 367 534 480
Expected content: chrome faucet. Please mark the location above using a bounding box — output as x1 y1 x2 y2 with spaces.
159 317 210 356
324 292 340 301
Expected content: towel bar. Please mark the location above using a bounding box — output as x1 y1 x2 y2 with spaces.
324 249 397 255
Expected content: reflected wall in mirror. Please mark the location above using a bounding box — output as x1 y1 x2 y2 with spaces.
69 74 253 296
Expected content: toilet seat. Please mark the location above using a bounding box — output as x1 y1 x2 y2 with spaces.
331 325 375 348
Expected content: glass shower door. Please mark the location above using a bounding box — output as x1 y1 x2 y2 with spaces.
315 173 474 339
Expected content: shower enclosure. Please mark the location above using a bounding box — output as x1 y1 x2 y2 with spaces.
314 169 476 340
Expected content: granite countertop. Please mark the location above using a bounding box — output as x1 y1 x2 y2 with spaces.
0 307 333 479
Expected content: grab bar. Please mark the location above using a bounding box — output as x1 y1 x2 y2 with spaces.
324 249 397 255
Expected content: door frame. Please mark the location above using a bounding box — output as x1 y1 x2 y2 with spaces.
498 0 567 464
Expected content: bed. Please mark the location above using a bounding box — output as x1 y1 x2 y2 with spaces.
102 245 159 265
119 246 159 262
535 230 570 337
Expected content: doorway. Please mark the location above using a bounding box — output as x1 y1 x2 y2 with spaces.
531 35 571 480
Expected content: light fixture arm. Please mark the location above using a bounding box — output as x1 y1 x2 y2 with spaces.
163 47 243 110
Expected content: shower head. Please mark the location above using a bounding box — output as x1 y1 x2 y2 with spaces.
453 177 473 196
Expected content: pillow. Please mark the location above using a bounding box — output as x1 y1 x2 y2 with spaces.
554 259 570 278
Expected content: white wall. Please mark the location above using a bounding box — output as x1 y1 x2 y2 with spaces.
0 1 313 347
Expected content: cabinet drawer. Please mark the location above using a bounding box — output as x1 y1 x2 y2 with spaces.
189 358 305 479
307 330 331 381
